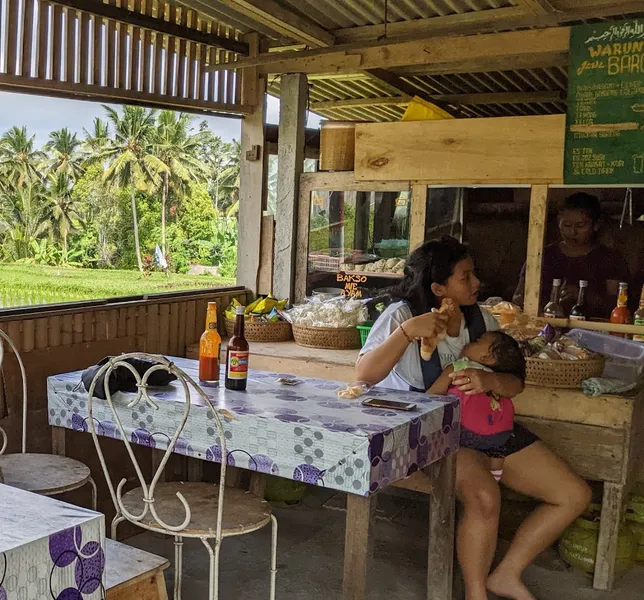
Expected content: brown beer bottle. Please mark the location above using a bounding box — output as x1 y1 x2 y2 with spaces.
199 302 221 387
225 305 249 391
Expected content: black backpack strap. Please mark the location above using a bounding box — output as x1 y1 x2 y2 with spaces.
408 302 487 392
461 304 486 343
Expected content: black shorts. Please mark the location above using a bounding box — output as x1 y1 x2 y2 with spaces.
460 423 539 459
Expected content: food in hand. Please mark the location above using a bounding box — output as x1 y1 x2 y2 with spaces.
420 299 455 360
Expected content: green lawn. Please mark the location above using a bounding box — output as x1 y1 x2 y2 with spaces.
0 264 235 308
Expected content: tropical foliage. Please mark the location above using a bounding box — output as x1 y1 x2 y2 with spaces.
0 105 241 278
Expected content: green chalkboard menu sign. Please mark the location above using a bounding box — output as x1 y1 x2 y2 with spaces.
564 19 644 185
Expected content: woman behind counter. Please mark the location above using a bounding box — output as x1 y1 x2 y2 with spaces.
513 192 629 318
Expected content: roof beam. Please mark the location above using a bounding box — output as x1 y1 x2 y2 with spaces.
216 0 335 47
310 90 564 110
49 0 248 54
333 2 644 44
210 27 570 76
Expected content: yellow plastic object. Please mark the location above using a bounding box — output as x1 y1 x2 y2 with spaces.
401 96 454 121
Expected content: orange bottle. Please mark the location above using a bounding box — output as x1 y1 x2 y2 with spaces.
199 302 222 386
610 282 631 338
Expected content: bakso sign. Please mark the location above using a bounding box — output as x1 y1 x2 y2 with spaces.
564 19 644 185
336 272 368 298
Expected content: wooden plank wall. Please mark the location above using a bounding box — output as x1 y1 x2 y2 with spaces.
0 0 250 113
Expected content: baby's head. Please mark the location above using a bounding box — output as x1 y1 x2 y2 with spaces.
461 331 526 381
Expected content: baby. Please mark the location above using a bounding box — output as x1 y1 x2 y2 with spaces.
428 331 526 483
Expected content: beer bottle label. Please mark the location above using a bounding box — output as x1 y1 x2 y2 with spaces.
570 315 586 321
227 351 249 379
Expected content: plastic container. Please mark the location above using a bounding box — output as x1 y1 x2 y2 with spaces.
566 329 644 384
356 321 374 346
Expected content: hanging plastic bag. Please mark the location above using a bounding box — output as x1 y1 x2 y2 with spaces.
401 96 454 121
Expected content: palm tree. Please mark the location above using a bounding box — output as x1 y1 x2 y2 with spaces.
0 126 46 186
82 117 110 164
44 173 83 263
215 140 241 215
42 128 84 181
100 105 167 272
0 182 49 260
154 111 208 253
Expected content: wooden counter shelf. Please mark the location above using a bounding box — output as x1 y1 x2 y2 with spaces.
186 339 644 591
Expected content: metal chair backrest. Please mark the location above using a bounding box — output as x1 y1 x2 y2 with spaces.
0 329 28 455
87 352 227 539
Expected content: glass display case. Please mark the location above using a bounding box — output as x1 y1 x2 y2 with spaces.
306 189 410 298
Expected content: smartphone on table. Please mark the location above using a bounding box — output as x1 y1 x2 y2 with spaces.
361 398 417 411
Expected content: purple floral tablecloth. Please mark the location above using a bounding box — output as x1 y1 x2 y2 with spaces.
47 357 460 496
0 483 105 600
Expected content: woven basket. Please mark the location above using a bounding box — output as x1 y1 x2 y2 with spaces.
525 356 605 389
292 324 361 350
225 318 292 343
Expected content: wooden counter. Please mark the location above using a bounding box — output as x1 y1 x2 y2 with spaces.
187 339 644 591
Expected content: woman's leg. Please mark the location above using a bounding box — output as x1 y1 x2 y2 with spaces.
456 448 500 600
487 441 592 600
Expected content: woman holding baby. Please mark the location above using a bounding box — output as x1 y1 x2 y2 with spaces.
357 237 590 600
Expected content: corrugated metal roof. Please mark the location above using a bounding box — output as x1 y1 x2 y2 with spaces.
272 0 517 30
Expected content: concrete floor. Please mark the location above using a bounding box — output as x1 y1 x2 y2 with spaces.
127 488 644 600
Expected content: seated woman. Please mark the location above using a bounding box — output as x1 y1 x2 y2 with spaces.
513 192 629 318
357 237 590 600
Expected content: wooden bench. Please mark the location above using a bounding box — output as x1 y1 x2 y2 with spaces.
106 538 169 600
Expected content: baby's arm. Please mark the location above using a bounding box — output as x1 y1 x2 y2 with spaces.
427 364 454 395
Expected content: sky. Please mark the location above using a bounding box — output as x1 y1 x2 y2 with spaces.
0 90 322 147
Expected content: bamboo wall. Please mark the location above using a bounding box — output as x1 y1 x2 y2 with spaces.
0 286 251 518
0 0 250 114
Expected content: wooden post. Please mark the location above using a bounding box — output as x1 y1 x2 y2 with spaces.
427 452 457 600
524 185 549 316
236 32 266 294
593 482 624 591
343 494 377 600
272 72 307 302
410 183 428 250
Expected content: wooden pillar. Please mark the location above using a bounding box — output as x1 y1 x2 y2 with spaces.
410 183 428 250
273 72 307 302
354 192 370 253
524 185 549 316
237 33 266 294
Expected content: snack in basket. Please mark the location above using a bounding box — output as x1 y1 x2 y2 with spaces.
421 299 456 361
337 382 370 399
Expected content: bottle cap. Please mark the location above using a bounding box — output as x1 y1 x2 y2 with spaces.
619 282 628 287
236 305 245 316
208 301 217 308
579 280 588 287
553 279 562 285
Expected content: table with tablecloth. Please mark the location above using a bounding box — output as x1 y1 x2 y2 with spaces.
47 356 460 600
0 483 105 600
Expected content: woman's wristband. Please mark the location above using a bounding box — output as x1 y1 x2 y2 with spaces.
399 322 414 344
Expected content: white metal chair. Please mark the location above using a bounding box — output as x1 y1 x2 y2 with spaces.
0 329 97 508
87 352 278 600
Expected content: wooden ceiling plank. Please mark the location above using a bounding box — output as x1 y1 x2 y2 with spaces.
231 27 571 76
217 0 334 47
48 0 249 54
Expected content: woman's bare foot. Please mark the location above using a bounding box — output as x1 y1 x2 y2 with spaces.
487 569 537 600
